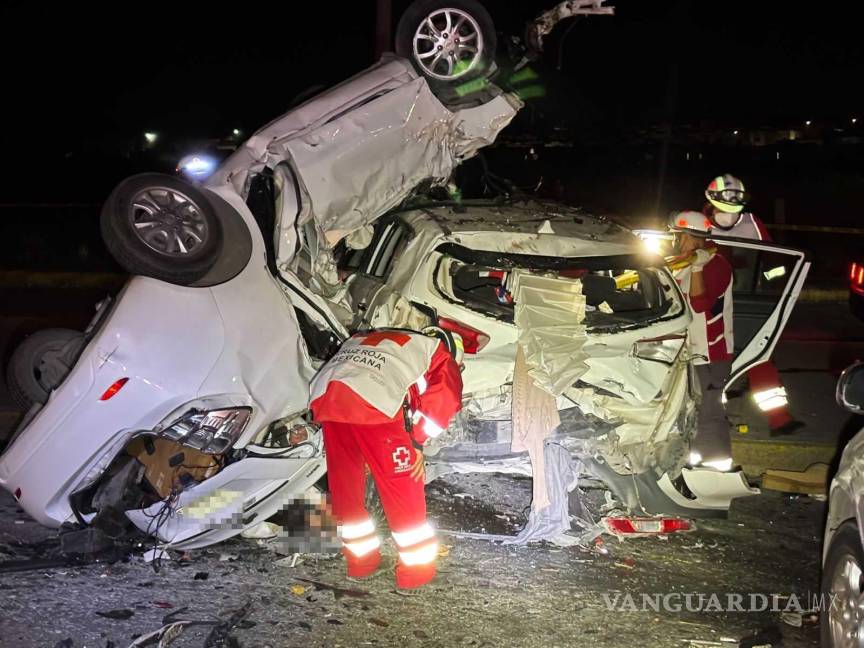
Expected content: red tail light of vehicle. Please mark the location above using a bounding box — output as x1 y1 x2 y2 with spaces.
438 317 490 354
603 516 692 536
99 377 129 401
851 263 864 295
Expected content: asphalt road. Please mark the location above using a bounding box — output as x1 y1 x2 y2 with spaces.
0 475 825 648
0 289 860 647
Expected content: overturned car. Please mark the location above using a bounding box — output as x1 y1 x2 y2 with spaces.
0 0 809 548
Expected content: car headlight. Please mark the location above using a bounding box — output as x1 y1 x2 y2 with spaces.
160 407 252 454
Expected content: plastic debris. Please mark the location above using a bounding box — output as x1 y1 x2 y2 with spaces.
142 548 168 563
241 521 280 540
291 585 307 596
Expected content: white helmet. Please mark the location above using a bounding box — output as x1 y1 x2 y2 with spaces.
669 210 712 236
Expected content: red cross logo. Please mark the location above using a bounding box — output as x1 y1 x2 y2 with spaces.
392 446 411 472
358 331 411 347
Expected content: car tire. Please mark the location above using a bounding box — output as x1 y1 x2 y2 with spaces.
396 0 497 94
100 173 223 286
821 520 864 647
6 328 85 410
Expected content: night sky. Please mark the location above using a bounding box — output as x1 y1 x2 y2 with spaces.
1 0 863 199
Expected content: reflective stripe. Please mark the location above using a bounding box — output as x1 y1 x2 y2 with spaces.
344 535 381 558
341 518 375 539
753 387 788 412
415 375 428 394
415 412 445 438
391 522 435 548
398 541 439 566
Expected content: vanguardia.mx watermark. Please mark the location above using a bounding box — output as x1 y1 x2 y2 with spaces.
602 592 837 613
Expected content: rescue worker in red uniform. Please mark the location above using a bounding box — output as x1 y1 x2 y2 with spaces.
703 174 802 435
309 327 463 592
671 211 736 471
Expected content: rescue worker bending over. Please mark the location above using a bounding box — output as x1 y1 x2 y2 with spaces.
671 211 735 472
309 327 463 593
703 174 802 435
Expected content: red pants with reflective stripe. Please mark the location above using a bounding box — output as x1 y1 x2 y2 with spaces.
748 361 791 429
322 420 436 589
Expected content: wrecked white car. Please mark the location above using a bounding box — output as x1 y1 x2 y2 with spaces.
0 0 809 549
296 205 810 520
0 0 521 550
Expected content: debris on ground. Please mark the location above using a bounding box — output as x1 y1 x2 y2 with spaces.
294 577 370 600
141 548 168 563
203 602 252 648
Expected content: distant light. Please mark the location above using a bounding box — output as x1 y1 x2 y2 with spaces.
232 128 241 136
805 120 812 127
144 132 158 144
853 118 858 124
177 154 217 179
776 151 781 160
733 130 739 135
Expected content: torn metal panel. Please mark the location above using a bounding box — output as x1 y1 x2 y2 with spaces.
512 271 589 396
525 0 615 57
286 85 521 246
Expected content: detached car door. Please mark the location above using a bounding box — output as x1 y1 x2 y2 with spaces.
707 235 810 391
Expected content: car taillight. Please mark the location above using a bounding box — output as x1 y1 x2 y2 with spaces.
603 516 692 536
438 317 490 354
99 377 129 401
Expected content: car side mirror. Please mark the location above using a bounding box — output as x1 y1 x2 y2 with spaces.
837 362 864 414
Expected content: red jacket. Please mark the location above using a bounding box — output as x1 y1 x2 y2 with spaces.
310 331 463 445
687 250 734 363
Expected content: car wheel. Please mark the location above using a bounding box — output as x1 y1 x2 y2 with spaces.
396 0 497 92
100 173 223 286
6 328 85 409
822 521 864 647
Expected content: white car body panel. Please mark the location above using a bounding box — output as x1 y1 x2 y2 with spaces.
0 57 519 545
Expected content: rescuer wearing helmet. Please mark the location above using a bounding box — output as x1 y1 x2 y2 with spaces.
704 174 770 240
703 174 801 435
309 327 464 593
670 211 735 471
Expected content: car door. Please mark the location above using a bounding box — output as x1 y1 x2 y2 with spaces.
707 235 811 391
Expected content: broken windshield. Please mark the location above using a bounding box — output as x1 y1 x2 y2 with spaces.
432 245 683 331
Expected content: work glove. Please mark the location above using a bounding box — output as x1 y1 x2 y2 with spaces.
690 248 712 270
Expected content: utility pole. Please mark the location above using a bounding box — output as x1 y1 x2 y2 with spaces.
374 0 393 58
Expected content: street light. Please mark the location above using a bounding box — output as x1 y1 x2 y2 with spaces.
144 132 158 144
733 130 739 135
232 128 241 136
853 118 858 125
805 120 812 127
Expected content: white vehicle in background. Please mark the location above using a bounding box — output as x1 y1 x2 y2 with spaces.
822 363 864 647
